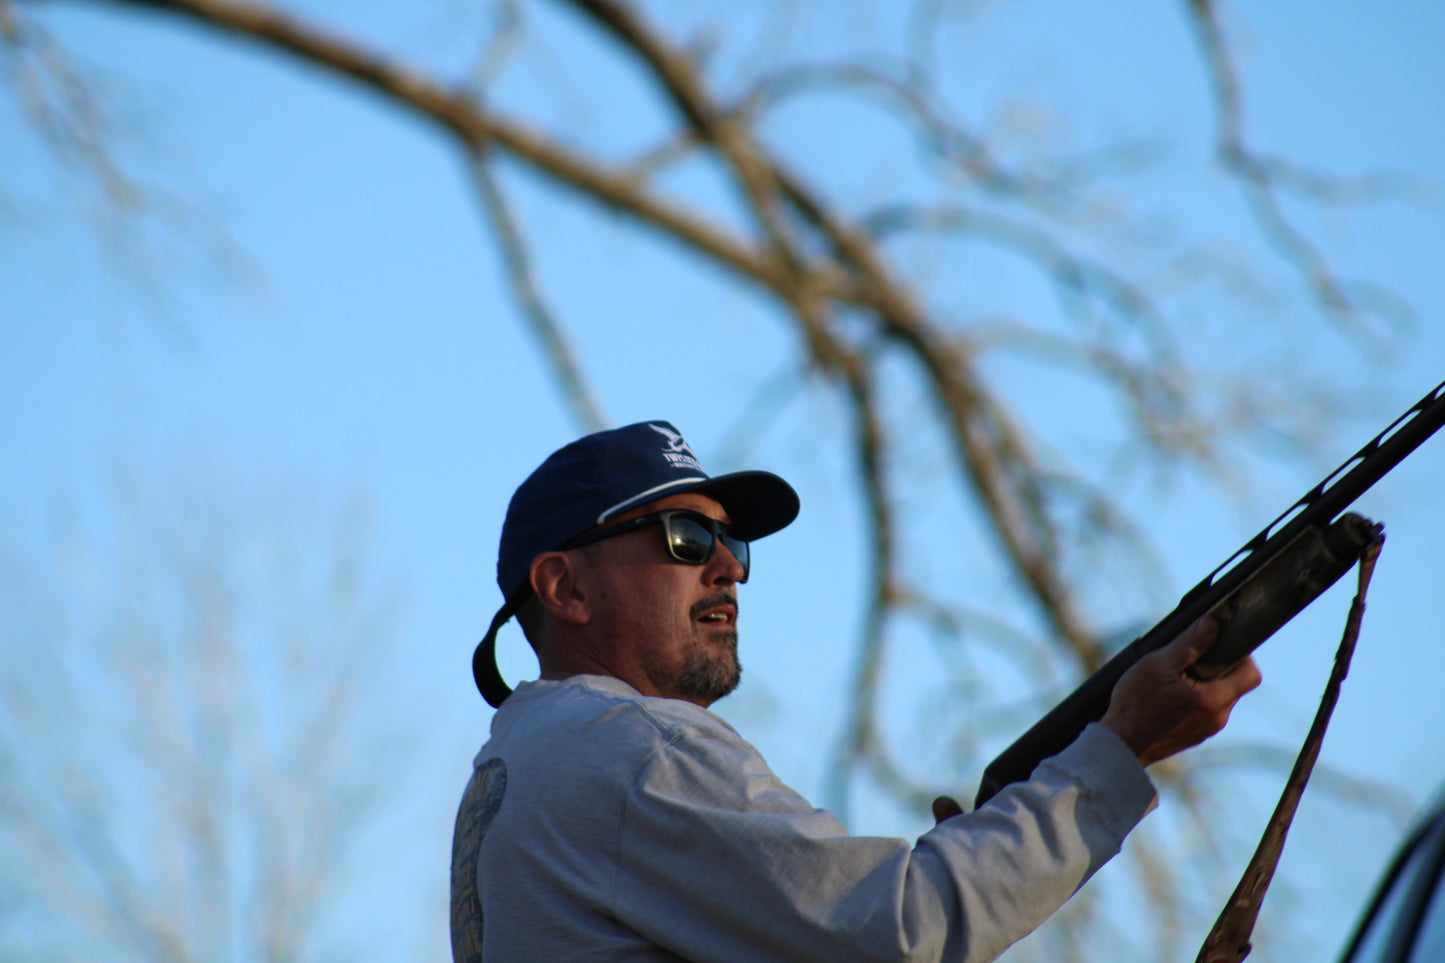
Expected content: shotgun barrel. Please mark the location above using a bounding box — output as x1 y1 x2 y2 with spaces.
975 380 1445 808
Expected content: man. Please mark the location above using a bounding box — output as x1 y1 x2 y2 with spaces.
451 420 1261 962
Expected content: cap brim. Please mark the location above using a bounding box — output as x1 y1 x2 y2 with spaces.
656 470 799 541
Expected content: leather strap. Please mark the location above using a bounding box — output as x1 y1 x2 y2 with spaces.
1195 531 1385 963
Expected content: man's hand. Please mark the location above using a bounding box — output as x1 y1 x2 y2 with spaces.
1101 617 1262 767
932 795 964 824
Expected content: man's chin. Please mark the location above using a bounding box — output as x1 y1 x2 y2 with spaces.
677 645 741 703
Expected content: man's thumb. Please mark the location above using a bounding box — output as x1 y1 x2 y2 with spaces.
1164 616 1218 672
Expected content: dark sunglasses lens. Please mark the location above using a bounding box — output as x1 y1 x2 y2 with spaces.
665 515 715 564
663 515 750 579
722 534 750 578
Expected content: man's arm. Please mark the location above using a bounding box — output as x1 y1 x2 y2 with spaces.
608 713 1155 963
934 615 1261 824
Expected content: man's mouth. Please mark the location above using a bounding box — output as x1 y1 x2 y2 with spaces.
693 596 737 626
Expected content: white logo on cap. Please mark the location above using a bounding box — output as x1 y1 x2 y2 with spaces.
650 423 703 472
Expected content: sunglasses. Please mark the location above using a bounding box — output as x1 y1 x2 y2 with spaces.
561 509 751 582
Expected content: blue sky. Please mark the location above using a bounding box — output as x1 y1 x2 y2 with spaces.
3 1 1443 959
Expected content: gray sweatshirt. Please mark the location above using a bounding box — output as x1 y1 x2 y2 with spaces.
450 674 1156 962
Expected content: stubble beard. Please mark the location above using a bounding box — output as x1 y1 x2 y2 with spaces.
674 592 741 703
676 631 741 703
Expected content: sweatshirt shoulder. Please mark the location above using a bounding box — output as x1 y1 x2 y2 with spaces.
487 676 743 764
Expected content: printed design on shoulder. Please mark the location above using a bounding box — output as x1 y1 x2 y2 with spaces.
449 758 508 963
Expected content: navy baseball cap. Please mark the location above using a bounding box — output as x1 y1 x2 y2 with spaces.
473 420 799 707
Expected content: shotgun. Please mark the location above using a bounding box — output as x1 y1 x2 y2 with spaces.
975 379 1445 808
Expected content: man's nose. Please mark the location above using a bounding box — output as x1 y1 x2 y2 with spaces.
706 541 747 585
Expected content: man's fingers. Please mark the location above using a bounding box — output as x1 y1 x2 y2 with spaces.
1161 615 1219 672
1194 655 1264 738
1218 654 1263 697
932 795 964 825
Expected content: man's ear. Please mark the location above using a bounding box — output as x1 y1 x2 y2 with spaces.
530 552 590 625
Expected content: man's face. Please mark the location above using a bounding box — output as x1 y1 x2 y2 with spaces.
572 492 746 707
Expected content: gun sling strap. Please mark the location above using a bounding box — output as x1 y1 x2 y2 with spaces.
1195 531 1385 963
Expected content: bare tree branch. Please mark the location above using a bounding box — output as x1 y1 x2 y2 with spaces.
0 480 405 962
468 155 609 432
1185 0 1413 339
4 2 1424 958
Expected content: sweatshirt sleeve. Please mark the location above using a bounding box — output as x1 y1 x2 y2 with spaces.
608 721 1155 963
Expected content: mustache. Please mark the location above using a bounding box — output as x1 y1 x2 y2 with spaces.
690 593 738 621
